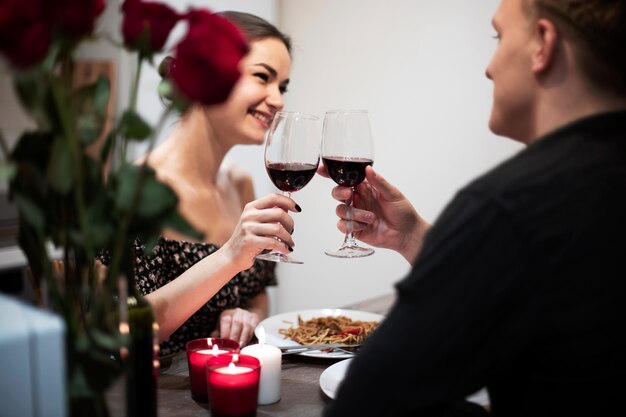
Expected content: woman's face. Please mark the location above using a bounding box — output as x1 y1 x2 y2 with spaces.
207 37 291 146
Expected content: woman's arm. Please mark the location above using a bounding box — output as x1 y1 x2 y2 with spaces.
147 193 297 341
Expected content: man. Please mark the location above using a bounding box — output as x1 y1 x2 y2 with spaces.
323 0 626 416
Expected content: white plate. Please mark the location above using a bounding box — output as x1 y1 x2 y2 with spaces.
319 358 491 406
255 308 384 359
319 358 353 398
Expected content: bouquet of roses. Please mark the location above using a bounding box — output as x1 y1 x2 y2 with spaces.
0 0 249 414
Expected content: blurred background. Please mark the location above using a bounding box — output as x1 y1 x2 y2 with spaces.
0 0 522 314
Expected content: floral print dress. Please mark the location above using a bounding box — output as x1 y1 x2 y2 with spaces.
99 237 276 356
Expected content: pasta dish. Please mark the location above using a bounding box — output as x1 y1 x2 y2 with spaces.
279 314 379 346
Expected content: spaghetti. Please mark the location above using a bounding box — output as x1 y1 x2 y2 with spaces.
279 314 379 345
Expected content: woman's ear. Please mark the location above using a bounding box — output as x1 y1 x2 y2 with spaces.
532 18 559 74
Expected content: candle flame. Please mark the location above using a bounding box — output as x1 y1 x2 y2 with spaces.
231 354 239 363
258 325 266 346
118 322 129 335
228 362 237 372
207 339 213 348
212 344 220 353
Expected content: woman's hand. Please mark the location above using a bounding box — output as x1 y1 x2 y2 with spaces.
318 165 430 264
220 193 299 271
210 308 261 347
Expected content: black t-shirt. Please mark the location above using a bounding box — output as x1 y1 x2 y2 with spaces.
324 111 626 417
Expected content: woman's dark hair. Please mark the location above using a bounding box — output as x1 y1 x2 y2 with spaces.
218 11 291 55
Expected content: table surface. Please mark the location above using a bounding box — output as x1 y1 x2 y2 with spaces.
107 292 396 417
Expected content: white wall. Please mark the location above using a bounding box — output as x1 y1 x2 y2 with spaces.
1 0 524 315
272 0 524 313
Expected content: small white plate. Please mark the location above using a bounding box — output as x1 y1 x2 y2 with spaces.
319 359 491 406
319 358 353 399
255 308 384 359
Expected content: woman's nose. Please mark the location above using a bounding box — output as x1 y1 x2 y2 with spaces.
266 85 284 110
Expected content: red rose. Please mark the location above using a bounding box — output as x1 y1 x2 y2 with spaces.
121 0 180 55
0 0 52 68
171 10 249 106
43 0 105 41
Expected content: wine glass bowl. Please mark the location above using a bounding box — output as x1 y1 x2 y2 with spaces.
257 111 321 264
321 110 375 258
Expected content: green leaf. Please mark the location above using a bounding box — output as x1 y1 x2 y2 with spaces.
10 132 52 167
119 110 151 141
112 164 140 211
165 211 203 241
113 165 178 220
84 203 115 249
0 162 17 182
99 131 116 163
14 195 45 230
92 76 110 116
90 328 122 352
142 234 161 255
46 136 74 193
136 171 177 218
77 113 101 145
13 69 47 116
68 363 94 398
16 220 47 285
74 76 111 146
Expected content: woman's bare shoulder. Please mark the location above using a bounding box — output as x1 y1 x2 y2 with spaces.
221 159 255 204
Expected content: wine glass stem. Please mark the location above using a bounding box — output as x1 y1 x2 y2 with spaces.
343 187 358 247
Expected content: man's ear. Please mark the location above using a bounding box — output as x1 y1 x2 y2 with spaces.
532 18 559 74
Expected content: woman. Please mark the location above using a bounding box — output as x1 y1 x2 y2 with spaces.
128 11 294 355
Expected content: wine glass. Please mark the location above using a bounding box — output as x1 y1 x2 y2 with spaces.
256 111 321 264
321 110 375 258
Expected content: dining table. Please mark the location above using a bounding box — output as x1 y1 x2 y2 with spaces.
106 292 397 417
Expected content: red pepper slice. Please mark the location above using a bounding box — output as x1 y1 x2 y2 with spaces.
338 327 362 336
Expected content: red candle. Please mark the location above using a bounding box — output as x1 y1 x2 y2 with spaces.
185 338 239 402
207 354 261 417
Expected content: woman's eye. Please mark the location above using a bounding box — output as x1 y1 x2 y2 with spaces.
254 72 269 82
279 85 288 94
492 34 501 41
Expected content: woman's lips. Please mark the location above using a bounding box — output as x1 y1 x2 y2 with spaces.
249 110 272 129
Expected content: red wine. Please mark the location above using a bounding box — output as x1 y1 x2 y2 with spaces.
322 156 373 187
266 162 318 192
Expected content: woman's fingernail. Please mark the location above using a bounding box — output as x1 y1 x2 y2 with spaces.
295 204 302 212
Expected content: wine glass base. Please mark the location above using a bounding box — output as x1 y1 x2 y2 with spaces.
256 250 304 264
325 245 374 258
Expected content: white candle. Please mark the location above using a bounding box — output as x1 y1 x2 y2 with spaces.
241 328 281 404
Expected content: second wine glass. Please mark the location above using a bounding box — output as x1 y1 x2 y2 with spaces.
321 109 375 258
257 111 321 264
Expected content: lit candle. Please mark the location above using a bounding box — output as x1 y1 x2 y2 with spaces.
207 354 261 417
241 326 282 404
185 338 239 403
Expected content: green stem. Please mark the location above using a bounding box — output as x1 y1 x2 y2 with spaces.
0 129 10 159
50 63 95 330
130 55 142 113
107 105 172 286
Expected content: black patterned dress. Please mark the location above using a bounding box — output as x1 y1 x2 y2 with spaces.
99 237 276 356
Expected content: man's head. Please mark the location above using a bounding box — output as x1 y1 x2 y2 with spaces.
486 0 626 143
526 0 626 97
